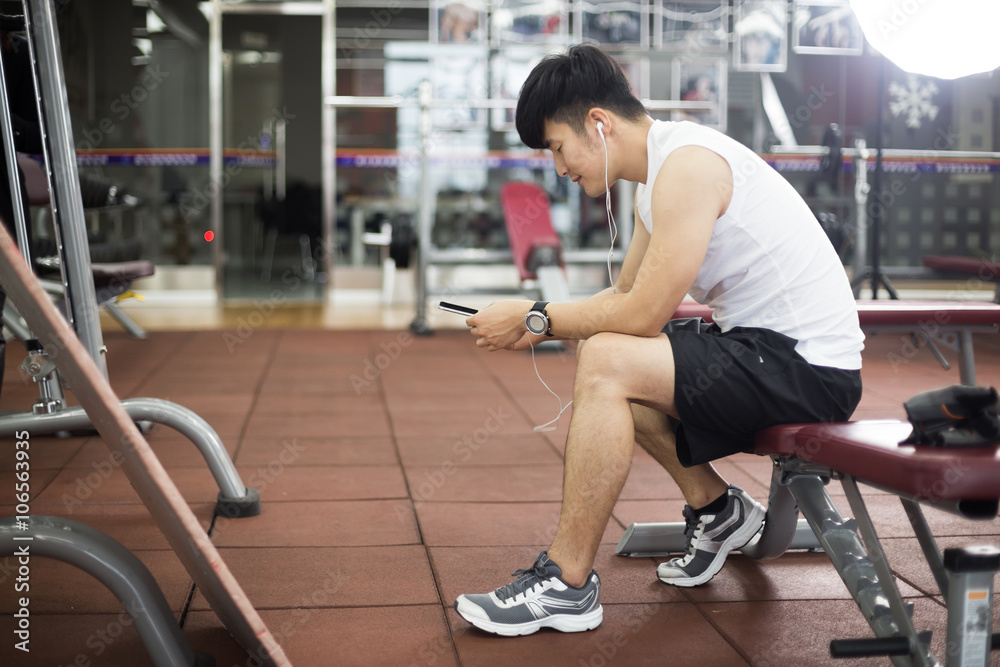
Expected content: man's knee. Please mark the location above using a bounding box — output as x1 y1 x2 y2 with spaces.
576 333 628 386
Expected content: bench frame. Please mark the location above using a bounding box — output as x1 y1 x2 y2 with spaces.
617 428 999 666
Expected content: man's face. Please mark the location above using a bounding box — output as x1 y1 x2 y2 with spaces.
542 119 606 197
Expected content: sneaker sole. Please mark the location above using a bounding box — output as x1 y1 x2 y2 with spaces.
454 599 603 637
656 501 766 587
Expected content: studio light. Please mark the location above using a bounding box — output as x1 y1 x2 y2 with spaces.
849 0 1000 80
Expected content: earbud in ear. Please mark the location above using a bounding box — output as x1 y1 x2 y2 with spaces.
596 121 605 137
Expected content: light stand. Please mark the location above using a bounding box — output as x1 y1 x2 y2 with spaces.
851 54 899 300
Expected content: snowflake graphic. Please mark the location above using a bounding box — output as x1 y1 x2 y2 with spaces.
888 74 939 129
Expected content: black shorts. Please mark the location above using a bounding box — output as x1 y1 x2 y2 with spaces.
665 318 862 467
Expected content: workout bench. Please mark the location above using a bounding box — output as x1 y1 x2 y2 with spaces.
14 154 154 339
618 420 999 665
501 181 572 304
617 301 1000 665
672 300 1000 385
872 255 1000 304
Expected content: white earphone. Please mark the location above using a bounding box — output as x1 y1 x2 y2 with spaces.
594 119 617 294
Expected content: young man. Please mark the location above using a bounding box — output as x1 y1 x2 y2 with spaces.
455 44 863 636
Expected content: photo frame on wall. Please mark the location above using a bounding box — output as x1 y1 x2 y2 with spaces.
733 0 788 72
431 0 488 43
492 0 569 46
578 0 648 48
656 1 728 52
671 57 726 130
792 0 864 55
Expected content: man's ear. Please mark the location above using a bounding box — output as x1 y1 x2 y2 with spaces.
589 110 611 136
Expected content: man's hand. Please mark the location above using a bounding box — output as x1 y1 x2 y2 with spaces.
467 299 536 351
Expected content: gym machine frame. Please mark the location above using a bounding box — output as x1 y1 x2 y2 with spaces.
0 2 286 663
325 88 713 333
0 1 259 518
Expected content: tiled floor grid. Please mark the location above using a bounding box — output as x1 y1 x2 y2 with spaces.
0 327 998 666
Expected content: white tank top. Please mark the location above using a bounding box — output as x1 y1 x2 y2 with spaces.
635 120 864 370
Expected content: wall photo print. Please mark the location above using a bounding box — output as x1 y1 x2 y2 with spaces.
656 1 728 52
733 0 788 72
792 0 864 55
491 0 569 46
578 0 648 48
672 57 726 130
431 0 488 43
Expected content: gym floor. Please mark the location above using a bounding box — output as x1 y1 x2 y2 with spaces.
1 307 998 666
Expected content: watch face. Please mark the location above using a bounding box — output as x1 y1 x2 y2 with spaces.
526 312 546 334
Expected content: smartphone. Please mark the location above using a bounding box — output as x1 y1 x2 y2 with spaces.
438 301 478 317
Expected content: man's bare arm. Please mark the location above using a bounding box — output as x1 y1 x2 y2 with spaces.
469 146 732 350
542 146 732 339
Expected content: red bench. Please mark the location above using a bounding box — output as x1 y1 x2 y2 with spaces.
620 418 1000 663
621 302 1000 661
500 181 563 282
872 256 1000 303
762 421 999 661
923 255 1000 282
671 300 1000 385
756 420 1000 505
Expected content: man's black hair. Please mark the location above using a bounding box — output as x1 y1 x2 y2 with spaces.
515 44 647 150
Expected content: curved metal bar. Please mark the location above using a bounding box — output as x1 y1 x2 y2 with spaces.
0 398 250 503
0 516 196 667
741 460 811 559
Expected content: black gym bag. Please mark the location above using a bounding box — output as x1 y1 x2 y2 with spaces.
901 385 1000 448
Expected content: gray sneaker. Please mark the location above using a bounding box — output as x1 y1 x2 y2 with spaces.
454 551 603 636
657 486 765 587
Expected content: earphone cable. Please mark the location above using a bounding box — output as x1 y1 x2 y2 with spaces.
602 129 618 294
530 337 573 432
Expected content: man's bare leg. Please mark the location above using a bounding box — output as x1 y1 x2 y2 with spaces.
631 404 728 509
547 333 681 587
453 333 764 635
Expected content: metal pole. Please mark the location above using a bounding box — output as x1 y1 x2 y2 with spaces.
852 139 869 295
769 145 1000 160
0 44 32 266
412 80 433 334
275 118 286 201
322 0 336 290
209 0 224 297
870 56 886 299
325 96 713 112
24 0 106 375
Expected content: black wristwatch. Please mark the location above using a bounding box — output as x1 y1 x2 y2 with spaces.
525 301 553 337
